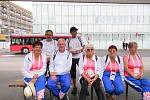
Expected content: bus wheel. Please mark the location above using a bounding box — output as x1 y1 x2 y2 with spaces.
21 48 29 54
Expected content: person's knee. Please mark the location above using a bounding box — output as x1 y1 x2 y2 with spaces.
36 75 46 86
115 87 124 95
63 81 71 90
38 75 46 81
47 78 56 88
105 87 113 94
62 76 71 90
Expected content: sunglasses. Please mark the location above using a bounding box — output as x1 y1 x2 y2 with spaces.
87 49 94 51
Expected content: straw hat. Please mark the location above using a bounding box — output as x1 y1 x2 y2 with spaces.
24 82 36 98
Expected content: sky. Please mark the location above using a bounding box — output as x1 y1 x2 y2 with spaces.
11 1 32 12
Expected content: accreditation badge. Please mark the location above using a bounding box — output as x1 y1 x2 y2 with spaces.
134 68 140 77
110 72 116 81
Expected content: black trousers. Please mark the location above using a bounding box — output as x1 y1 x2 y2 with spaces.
79 77 106 100
70 58 79 79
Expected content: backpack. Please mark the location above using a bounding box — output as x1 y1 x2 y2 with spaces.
67 37 83 48
105 54 120 64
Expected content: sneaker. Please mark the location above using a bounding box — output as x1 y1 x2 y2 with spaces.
62 95 69 100
59 92 65 99
71 87 77 95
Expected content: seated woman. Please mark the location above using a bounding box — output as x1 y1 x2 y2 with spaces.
22 41 47 100
79 44 106 100
101 45 124 100
123 42 150 100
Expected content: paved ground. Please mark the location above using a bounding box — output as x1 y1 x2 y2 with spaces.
0 49 150 100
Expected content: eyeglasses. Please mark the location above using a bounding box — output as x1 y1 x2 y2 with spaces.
87 49 94 51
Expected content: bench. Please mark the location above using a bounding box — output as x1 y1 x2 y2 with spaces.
8 79 28 100
8 79 67 100
8 79 94 100
8 79 53 100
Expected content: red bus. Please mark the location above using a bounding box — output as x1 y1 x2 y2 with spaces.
10 34 72 54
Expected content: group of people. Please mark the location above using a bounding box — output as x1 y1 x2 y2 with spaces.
122 41 128 51
22 27 150 100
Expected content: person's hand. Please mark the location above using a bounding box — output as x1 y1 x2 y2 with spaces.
81 48 84 52
51 75 57 80
89 80 94 86
50 72 57 80
86 78 92 86
91 78 96 84
71 50 78 54
89 77 96 86
31 78 36 84
33 74 38 79
134 74 141 79
31 74 38 84
51 72 57 76
69 49 81 54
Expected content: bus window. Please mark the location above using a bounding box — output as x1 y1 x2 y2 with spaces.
11 38 22 45
24 38 31 45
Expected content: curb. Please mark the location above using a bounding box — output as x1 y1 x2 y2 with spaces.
0 54 15 57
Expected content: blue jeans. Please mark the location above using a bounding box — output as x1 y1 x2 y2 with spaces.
47 73 71 97
102 71 124 95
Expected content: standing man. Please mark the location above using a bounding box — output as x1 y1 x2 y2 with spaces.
122 40 126 50
66 27 85 95
125 42 128 50
41 30 57 76
47 39 72 100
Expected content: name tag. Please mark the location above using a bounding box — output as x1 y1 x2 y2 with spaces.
134 68 140 76
87 70 95 78
110 72 116 81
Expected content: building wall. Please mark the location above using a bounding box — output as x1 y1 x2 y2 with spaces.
0 1 32 36
32 2 150 49
15 0 150 4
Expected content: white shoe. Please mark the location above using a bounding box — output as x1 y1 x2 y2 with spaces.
59 92 65 99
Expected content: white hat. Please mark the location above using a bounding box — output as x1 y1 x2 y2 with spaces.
24 82 36 98
107 43 118 50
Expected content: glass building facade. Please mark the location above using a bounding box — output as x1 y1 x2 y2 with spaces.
32 2 150 49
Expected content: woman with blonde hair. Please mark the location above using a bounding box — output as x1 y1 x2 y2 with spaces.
79 44 106 100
